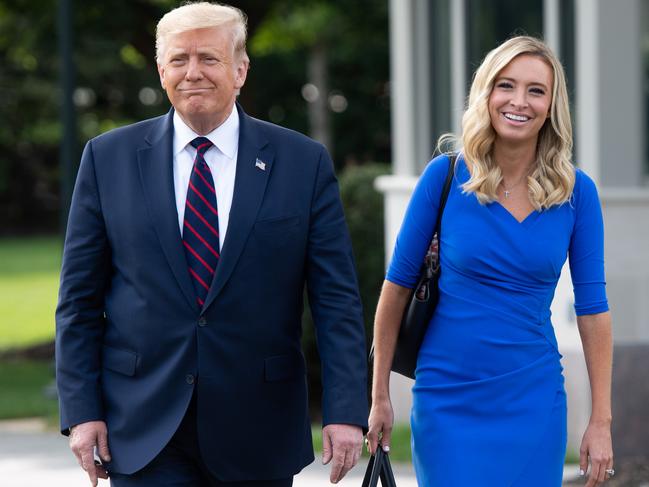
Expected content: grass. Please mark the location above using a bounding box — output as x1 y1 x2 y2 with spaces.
0 236 61 349
312 423 412 463
565 450 580 464
0 237 61 422
0 359 58 421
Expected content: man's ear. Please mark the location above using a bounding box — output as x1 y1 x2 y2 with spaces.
157 63 166 90
234 58 249 90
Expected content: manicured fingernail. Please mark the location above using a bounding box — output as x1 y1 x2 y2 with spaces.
579 469 585 476
383 445 390 452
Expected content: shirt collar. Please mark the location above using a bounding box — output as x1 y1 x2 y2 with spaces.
173 106 239 160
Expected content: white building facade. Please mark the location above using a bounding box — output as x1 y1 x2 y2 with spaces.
379 0 649 455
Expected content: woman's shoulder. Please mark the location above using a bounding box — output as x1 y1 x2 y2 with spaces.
420 152 459 182
573 167 599 198
568 166 601 212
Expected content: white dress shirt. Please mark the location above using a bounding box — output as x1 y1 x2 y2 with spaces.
172 107 239 250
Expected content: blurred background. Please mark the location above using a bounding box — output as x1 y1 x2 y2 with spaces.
1 0 648 484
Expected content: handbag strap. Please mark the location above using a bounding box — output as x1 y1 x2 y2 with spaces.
433 153 457 242
361 446 398 487
379 448 398 487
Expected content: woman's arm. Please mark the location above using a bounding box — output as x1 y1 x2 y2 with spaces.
577 311 614 487
366 280 412 454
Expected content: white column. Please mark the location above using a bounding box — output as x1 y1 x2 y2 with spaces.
543 0 560 55
596 0 644 187
575 0 601 184
389 0 417 176
450 0 466 136
413 0 432 167
381 0 422 266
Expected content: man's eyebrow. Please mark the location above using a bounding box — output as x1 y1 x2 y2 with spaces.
196 46 223 54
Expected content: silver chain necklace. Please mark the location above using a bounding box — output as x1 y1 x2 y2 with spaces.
501 172 531 198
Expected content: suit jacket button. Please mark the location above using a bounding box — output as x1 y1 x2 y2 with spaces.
198 316 207 327
186 374 195 385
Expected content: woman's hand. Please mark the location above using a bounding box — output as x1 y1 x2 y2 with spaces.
366 396 394 455
367 281 410 456
580 419 613 486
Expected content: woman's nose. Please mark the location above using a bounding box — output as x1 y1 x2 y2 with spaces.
509 89 528 108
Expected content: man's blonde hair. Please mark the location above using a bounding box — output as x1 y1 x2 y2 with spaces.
156 2 248 63
456 36 575 210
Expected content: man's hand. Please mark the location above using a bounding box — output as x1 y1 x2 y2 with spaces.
322 424 363 484
69 420 111 486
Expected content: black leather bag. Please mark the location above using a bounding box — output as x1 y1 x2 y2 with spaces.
370 154 456 379
361 446 397 487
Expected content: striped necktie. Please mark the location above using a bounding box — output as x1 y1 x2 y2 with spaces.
182 137 220 308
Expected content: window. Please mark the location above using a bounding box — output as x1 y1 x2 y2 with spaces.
466 0 543 77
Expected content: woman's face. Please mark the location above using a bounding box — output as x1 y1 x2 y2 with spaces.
488 54 553 148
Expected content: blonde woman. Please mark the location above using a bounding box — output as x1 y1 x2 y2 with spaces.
367 36 613 486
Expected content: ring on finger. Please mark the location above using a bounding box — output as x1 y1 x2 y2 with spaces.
605 468 615 476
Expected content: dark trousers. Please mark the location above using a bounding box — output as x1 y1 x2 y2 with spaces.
109 392 293 487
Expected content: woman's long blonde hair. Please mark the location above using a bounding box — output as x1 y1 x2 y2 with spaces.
453 36 574 210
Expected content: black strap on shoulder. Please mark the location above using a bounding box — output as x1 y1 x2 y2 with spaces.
432 153 457 239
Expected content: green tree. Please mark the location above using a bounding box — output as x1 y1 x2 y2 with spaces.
0 0 388 233
0 0 177 233
248 0 390 169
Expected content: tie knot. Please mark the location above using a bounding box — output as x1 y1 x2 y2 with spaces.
191 137 213 156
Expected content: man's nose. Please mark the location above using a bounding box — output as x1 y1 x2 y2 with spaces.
184 57 203 80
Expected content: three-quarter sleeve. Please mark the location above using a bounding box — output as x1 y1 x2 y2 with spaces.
568 170 609 315
386 154 452 288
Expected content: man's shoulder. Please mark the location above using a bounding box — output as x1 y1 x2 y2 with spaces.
247 115 324 153
89 113 169 148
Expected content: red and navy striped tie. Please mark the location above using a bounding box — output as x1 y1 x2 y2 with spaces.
183 137 219 308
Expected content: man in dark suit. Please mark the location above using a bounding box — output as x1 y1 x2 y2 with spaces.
55 3 368 486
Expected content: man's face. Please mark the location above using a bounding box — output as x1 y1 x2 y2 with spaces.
157 26 248 133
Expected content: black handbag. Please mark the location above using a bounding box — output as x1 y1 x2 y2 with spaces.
361 446 397 487
370 154 456 379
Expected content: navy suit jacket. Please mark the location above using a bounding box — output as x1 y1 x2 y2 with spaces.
55 104 368 480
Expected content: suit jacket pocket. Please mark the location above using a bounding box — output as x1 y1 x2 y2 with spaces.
264 353 306 382
102 345 138 376
253 215 300 236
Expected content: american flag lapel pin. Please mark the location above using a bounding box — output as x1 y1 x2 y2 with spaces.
255 158 266 171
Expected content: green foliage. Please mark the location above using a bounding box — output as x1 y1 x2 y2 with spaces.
250 2 338 55
0 237 61 349
0 360 58 420
120 44 148 69
339 163 390 337
0 0 177 233
246 0 390 170
1 0 389 233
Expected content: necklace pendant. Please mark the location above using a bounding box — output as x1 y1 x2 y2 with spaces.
504 190 510 198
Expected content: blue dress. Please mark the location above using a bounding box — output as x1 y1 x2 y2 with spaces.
386 154 609 486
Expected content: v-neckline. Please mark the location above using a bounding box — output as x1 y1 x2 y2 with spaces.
491 201 539 226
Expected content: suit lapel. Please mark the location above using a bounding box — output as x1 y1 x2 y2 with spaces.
137 109 199 313
202 105 275 311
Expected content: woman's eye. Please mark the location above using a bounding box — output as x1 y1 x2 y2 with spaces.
530 87 545 95
496 82 513 89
